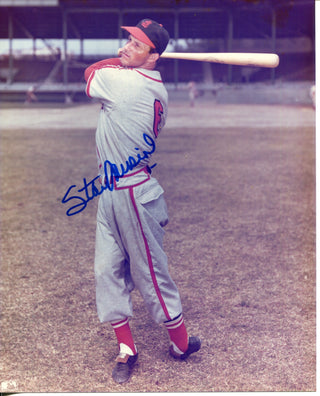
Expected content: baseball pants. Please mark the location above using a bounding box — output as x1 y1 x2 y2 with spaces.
94 169 183 324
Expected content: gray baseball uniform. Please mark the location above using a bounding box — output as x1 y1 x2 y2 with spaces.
86 60 183 325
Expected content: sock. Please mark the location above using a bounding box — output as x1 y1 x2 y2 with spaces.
111 318 137 356
164 313 188 354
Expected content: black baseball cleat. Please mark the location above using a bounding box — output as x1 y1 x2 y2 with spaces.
112 353 138 384
169 336 201 360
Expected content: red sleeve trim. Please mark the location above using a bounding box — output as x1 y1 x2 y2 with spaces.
85 61 124 98
84 58 122 81
86 70 95 98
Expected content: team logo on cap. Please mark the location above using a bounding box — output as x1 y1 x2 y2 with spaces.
142 20 152 28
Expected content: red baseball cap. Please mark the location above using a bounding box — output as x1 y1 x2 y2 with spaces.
122 19 170 55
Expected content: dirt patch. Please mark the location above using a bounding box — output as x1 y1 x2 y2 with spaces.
0 104 316 392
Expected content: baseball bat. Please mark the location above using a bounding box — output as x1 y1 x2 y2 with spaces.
160 52 279 68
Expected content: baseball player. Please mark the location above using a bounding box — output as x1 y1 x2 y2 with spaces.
84 19 201 384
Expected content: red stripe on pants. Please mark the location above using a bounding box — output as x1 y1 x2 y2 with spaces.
129 186 171 321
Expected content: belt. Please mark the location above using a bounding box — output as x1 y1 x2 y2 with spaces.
101 166 152 190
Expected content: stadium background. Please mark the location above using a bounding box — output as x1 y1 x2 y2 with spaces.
0 0 315 103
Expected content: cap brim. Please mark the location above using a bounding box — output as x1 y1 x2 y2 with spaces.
121 26 156 49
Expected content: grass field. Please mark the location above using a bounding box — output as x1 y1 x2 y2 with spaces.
0 102 316 392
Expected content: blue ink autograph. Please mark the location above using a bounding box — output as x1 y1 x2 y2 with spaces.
62 133 156 216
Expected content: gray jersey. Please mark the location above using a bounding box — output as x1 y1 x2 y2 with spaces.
86 65 168 176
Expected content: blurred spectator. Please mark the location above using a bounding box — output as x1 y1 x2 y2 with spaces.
188 81 199 107
310 85 315 108
25 85 38 104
